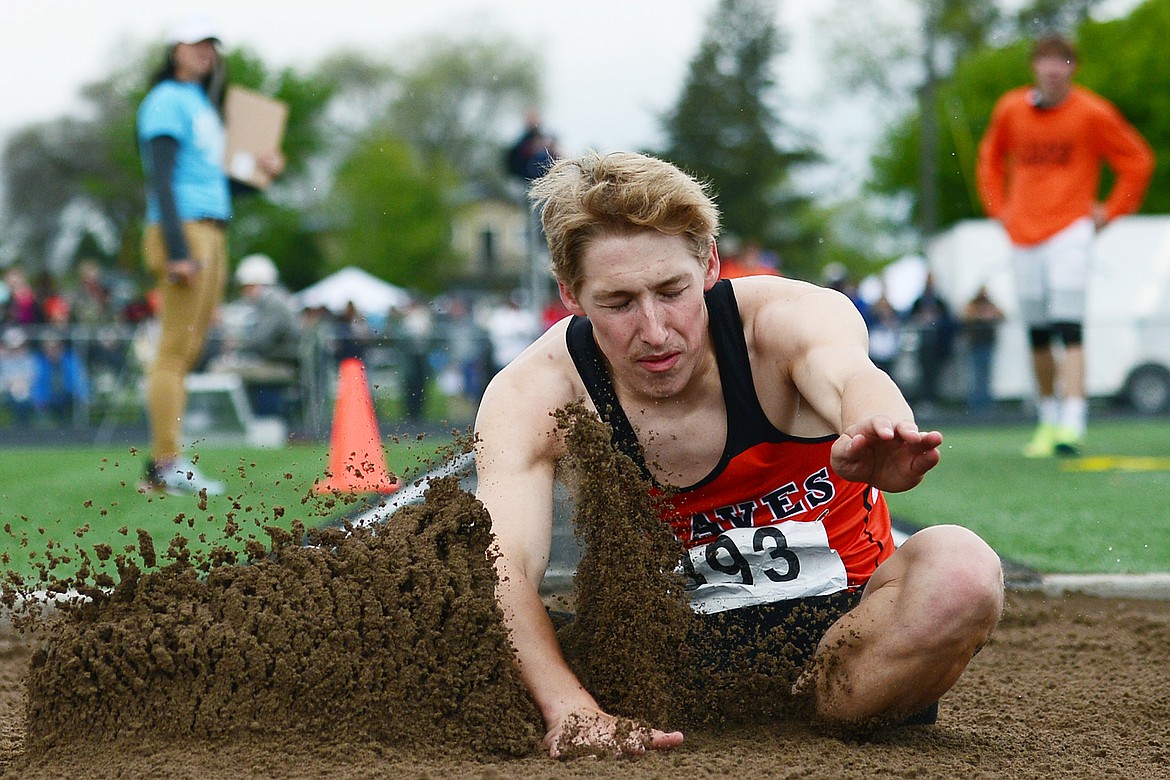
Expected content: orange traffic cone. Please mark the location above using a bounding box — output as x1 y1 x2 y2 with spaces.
315 357 399 494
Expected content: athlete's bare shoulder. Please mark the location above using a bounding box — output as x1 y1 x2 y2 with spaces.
729 275 865 351
475 317 586 459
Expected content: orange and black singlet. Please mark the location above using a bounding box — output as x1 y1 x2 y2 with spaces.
566 279 894 614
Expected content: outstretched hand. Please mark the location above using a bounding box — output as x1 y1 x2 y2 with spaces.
830 417 942 493
543 706 684 760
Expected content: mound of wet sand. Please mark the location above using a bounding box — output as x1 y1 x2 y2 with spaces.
15 474 541 759
1 406 1168 777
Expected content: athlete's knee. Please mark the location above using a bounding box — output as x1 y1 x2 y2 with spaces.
902 526 1004 638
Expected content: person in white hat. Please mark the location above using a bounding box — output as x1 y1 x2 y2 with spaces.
136 12 285 496
218 254 302 419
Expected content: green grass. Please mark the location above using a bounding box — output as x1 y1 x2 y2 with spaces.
1 416 1168 587
0 435 453 586
885 416 1170 575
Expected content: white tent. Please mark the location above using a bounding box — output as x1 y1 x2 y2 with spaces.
292 266 411 317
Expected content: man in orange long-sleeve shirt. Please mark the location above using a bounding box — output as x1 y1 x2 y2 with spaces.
977 34 1153 458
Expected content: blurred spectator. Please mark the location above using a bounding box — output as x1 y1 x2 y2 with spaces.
3 268 43 326
485 293 540 376
0 327 37 425
35 270 70 327
70 262 129 391
866 294 903 380
42 293 71 330
541 296 571 330
334 301 373 364
121 294 156 325
31 335 90 426
395 299 434 422
210 253 301 418
71 259 117 326
962 285 1005 415
719 239 781 279
908 273 957 409
434 297 490 403
40 283 74 343
505 109 560 182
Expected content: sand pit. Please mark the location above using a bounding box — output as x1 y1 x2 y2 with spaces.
1 589 1167 778
0 411 1167 777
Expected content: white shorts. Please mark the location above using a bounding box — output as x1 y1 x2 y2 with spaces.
1011 217 1094 327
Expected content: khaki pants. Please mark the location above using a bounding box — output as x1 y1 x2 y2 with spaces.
142 221 229 461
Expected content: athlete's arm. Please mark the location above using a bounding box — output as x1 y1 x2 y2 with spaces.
758 284 941 492
474 333 683 757
145 135 202 285
1094 105 1155 224
975 98 1011 220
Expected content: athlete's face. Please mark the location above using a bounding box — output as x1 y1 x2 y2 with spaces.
1032 54 1074 103
560 231 719 401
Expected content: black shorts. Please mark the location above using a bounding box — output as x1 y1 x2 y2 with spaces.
689 591 938 727
550 590 938 727
689 590 863 677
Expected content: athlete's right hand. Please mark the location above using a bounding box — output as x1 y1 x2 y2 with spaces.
167 258 202 285
543 705 684 759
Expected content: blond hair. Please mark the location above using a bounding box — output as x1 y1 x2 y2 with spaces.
529 151 720 293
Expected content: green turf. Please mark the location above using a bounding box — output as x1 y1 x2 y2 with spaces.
0 435 453 586
884 416 1170 575
1 416 1168 586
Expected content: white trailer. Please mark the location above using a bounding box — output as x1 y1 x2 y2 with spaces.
925 216 1170 414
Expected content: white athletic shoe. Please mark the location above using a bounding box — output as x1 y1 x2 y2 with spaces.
140 457 225 496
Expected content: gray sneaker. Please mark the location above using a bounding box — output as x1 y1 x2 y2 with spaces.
140 457 225 496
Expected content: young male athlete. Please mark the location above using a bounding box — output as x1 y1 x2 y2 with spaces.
977 34 1154 457
474 151 1004 758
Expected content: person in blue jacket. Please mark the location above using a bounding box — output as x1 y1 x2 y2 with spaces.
136 12 284 495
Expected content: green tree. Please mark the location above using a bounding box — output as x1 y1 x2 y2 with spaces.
317 36 542 290
1075 0 1170 215
1012 0 1105 37
871 43 1027 229
655 0 819 279
219 48 335 287
384 35 541 189
328 135 457 293
819 0 1004 239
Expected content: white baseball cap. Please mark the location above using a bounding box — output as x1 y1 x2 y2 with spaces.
167 12 221 46
235 254 279 286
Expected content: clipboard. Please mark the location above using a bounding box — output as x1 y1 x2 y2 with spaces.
223 85 288 189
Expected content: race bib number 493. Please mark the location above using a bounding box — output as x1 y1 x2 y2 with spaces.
682 518 847 614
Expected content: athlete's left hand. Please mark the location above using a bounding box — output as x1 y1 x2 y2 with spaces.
830 417 942 493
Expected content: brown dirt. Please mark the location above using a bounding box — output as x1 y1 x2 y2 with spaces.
1 408 1167 778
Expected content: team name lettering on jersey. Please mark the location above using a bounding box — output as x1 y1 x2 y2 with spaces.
1020 140 1073 166
684 467 836 548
